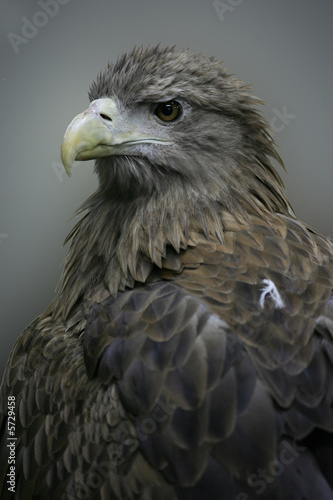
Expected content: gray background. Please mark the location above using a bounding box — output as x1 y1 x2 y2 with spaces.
1 0 332 378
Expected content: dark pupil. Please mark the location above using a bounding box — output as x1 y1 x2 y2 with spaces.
162 103 174 116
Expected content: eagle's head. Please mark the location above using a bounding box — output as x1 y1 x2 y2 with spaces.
61 45 291 217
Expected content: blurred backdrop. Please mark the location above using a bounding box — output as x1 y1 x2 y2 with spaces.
1 0 332 377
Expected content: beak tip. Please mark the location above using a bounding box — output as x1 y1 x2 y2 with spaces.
61 143 74 177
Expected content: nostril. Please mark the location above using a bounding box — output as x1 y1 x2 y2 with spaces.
100 113 112 121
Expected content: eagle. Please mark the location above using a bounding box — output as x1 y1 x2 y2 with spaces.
1 45 333 500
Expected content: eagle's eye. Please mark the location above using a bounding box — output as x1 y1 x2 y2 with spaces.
154 100 182 122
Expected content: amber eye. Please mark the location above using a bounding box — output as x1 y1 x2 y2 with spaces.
154 100 182 122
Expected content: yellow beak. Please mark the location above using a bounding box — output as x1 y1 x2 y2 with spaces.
61 98 121 176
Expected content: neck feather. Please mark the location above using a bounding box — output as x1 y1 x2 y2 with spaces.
53 157 292 320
